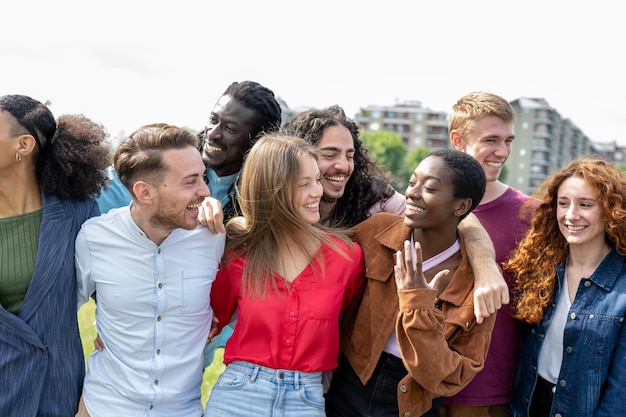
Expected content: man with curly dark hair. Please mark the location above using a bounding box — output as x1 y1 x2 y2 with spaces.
283 105 404 228
283 105 505 323
0 94 110 417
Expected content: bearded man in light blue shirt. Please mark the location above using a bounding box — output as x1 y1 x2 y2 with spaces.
75 123 225 417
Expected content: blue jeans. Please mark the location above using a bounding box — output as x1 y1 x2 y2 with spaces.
205 361 325 417
326 352 440 417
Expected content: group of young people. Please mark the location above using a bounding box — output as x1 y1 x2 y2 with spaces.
1 83 624 417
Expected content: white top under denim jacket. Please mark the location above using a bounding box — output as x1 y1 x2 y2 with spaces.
511 249 626 417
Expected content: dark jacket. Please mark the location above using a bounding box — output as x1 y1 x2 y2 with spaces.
0 193 98 416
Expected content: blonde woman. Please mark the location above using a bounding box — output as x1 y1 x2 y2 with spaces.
206 134 364 416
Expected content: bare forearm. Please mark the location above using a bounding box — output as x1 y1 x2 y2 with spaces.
458 213 509 323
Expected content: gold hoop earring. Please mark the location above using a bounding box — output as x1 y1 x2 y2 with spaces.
16 152 22 163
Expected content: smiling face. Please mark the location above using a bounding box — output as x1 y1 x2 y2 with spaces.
294 154 323 225
557 176 607 249
452 115 514 183
150 146 210 232
315 124 355 202
403 155 465 232
201 95 257 177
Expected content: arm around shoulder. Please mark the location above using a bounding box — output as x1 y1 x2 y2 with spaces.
458 213 509 323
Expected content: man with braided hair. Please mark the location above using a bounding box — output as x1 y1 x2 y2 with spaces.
96 80 282 224
199 80 282 222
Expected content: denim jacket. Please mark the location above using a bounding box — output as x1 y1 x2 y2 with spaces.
511 249 626 417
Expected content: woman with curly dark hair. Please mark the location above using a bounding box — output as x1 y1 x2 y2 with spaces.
0 94 110 417
506 157 626 417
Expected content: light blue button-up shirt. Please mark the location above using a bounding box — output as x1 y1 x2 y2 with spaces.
76 206 225 417
205 168 238 209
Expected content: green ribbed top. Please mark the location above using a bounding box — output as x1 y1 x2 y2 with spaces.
0 210 41 314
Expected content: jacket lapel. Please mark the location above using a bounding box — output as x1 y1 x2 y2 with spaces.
360 217 410 283
18 194 73 323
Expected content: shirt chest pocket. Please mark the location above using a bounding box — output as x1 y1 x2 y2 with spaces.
581 312 624 353
307 282 345 321
181 268 217 314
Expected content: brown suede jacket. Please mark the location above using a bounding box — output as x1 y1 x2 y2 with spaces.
341 213 496 417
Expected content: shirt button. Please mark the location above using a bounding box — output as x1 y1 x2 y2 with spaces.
158 248 162 254
149 405 154 410
158 283 163 289
399 385 407 392
403 412 411 417
154 379 159 385
555 414 562 417
289 311 295 317
559 380 566 387
565 346 572 353
285 339 290 344
156 349 161 355
584 280 591 287
157 316 162 321
570 312 576 320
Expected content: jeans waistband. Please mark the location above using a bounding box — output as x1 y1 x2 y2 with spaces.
379 351 406 371
228 361 322 387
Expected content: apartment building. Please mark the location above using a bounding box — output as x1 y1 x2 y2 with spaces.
353 97 620 195
353 100 449 152
508 97 593 194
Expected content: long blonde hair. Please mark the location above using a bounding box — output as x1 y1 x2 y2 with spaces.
224 133 353 299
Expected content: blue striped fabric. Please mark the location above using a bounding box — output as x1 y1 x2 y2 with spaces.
0 193 99 417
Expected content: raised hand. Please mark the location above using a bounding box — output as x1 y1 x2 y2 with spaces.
394 239 449 294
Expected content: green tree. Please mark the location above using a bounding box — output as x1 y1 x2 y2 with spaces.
406 147 433 173
499 164 508 183
619 164 626 176
361 130 407 189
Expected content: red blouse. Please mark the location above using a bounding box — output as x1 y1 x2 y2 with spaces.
210 236 364 372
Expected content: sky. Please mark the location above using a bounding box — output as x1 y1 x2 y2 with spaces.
2 1 625 147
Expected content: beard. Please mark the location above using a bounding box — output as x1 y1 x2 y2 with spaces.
151 201 197 232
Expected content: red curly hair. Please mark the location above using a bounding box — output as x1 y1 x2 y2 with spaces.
506 157 626 324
